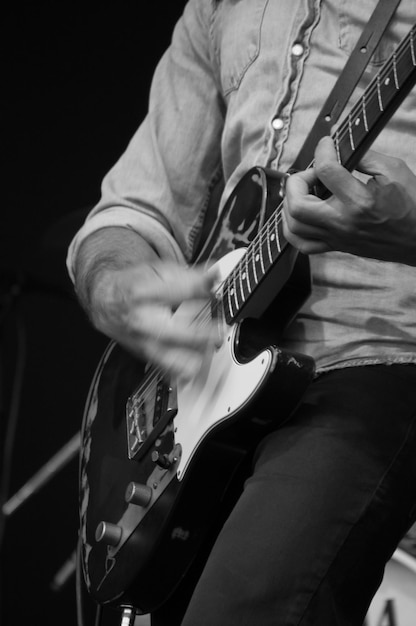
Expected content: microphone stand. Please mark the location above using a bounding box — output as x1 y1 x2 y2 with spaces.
2 431 80 518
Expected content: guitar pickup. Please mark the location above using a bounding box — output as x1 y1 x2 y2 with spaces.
126 373 178 461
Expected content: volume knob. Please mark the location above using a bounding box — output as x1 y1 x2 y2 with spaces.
125 482 152 507
95 521 122 546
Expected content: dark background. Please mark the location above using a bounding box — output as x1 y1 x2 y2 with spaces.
1 3 187 625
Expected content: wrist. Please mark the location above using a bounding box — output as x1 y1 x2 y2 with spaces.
73 227 157 323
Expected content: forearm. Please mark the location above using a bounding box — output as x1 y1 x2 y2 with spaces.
72 225 218 376
73 226 158 326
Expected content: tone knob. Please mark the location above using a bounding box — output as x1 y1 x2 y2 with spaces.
95 521 122 546
125 482 152 507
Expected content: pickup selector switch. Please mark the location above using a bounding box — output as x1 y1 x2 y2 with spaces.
125 482 153 507
151 450 172 469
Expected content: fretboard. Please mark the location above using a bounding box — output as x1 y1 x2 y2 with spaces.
222 24 416 325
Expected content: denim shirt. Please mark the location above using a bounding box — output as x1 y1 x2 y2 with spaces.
67 0 416 373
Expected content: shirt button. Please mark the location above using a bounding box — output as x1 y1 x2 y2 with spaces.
272 117 284 131
291 43 304 57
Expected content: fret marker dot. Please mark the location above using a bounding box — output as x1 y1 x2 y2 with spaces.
355 118 360 126
242 272 246 280
230 289 234 296
255 254 260 262
384 77 391 86
271 233 275 241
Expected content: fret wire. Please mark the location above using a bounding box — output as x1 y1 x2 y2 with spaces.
258 242 266 276
232 272 239 311
270 231 277 256
376 73 384 112
266 222 273 265
237 263 245 304
255 232 265 273
244 251 252 295
348 114 355 152
251 245 259 286
362 93 369 132
274 211 282 253
334 133 341 163
226 275 235 319
392 52 399 89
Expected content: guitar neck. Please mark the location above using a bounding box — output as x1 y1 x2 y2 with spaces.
221 24 416 325
332 24 416 173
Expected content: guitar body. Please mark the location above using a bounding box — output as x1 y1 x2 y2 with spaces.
79 169 315 612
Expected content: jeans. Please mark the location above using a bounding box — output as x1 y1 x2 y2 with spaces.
152 364 416 625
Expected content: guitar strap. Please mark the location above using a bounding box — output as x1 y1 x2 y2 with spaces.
290 0 402 172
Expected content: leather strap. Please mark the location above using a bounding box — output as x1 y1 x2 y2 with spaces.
290 0 402 172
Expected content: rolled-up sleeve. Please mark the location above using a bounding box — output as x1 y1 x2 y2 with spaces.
67 0 224 281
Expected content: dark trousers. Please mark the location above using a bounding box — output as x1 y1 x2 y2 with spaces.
153 364 416 625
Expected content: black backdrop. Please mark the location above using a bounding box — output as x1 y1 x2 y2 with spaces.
1 3 187 625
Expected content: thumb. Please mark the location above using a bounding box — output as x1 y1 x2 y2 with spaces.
356 149 391 183
286 167 319 196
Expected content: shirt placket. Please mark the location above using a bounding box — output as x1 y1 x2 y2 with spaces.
268 0 322 172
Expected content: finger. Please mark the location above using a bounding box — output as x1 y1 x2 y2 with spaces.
284 171 334 231
283 202 329 239
149 318 218 351
356 149 391 184
141 341 209 381
314 136 365 204
284 170 319 220
282 228 331 255
281 210 330 254
285 168 318 197
357 149 413 189
121 263 219 306
115 317 216 381
130 303 219 351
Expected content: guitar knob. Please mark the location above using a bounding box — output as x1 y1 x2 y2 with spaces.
125 482 152 507
95 521 122 546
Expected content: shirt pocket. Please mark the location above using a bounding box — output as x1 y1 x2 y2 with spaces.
337 0 394 66
211 0 270 96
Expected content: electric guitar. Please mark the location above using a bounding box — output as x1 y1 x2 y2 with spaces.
79 25 416 614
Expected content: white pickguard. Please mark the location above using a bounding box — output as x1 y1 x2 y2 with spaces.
174 248 274 479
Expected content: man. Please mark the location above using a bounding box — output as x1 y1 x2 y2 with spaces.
67 1 416 624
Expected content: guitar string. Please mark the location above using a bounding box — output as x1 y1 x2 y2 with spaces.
128 28 415 414
128 300 218 415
